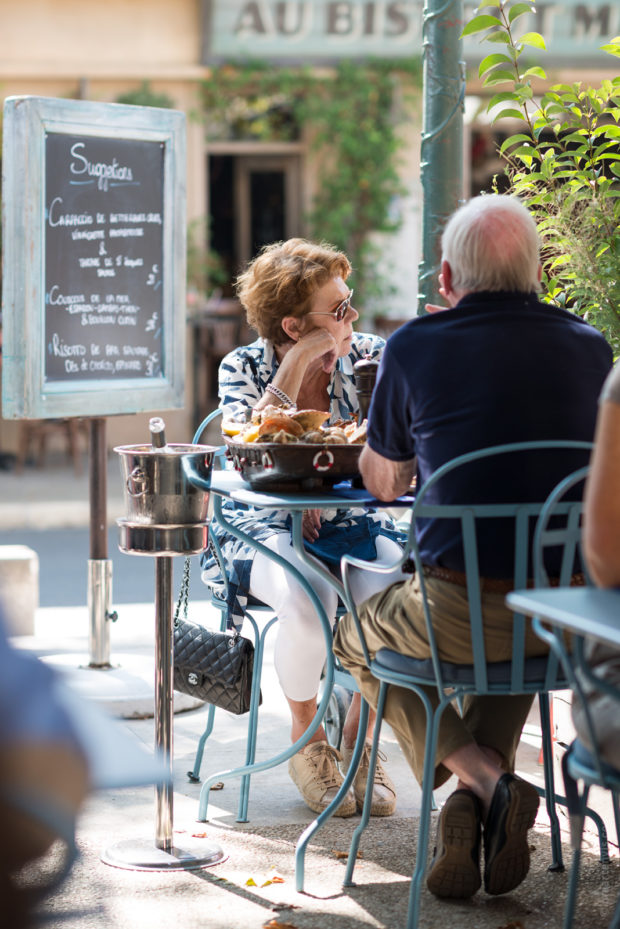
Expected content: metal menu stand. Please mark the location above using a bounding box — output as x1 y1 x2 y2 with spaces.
102 419 225 871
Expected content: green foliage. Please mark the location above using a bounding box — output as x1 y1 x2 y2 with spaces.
466 4 620 351
198 59 422 304
115 81 175 110
187 218 228 299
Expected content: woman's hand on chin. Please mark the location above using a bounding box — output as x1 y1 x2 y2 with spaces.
290 328 338 370
320 347 339 373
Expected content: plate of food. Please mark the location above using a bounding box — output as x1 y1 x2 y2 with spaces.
222 405 367 491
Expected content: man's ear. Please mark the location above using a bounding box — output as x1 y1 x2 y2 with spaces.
441 260 453 296
281 315 302 342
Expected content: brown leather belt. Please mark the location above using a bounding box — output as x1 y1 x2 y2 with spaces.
422 563 585 593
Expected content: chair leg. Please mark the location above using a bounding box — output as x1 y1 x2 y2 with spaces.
612 790 620 849
562 784 590 929
197 670 322 823
405 694 443 929
539 692 564 871
563 844 584 929
583 805 610 862
296 697 371 892
343 685 388 886
187 608 229 783
236 615 277 823
192 611 277 824
187 703 217 783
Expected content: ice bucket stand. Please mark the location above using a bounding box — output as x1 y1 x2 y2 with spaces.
101 519 225 871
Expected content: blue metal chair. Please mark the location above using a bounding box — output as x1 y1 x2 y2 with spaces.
185 409 353 822
339 440 594 929
531 465 620 929
184 409 278 823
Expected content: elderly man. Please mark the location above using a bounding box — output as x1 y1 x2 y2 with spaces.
333 194 612 899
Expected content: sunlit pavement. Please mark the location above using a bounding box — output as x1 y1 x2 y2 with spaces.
3 457 619 928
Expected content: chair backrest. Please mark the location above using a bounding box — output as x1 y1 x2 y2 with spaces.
190 409 274 617
190 408 229 604
193 408 227 468
407 440 593 695
530 465 620 785
532 465 591 589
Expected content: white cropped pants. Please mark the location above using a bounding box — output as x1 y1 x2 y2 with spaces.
249 532 407 702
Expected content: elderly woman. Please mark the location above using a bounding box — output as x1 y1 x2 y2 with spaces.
200 238 407 818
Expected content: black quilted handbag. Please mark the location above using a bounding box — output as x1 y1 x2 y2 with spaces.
173 558 256 715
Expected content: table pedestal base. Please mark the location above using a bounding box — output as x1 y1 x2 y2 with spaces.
101 837 226 872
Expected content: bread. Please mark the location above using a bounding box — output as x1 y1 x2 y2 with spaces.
290 409 331 431
257 415 304 438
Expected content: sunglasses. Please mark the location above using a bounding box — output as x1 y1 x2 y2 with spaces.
308 289 354 323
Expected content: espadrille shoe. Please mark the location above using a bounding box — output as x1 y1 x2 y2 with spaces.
340 742 397 816
288 741 356 817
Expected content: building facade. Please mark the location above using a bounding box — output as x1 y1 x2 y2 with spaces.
0 0 616 451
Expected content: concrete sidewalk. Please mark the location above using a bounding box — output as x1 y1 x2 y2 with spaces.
9 600 619 929
3 457 619 928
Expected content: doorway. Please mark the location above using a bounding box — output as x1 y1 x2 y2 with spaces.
208 152 302 295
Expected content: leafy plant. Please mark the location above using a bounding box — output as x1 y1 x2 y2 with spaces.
198 59 422 306
464 4 620 350
187 217 228 302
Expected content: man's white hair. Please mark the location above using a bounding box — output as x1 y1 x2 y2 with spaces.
441 194 541 293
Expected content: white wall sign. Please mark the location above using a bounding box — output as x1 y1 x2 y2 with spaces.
202 0 618 65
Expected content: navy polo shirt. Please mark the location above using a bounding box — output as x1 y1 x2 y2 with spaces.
367 292 613 577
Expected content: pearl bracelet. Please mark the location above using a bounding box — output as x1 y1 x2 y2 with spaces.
266 383 295 408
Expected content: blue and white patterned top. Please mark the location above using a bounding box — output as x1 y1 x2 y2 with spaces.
200 332 402 629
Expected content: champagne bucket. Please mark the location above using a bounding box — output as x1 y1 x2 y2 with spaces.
115 443 217 526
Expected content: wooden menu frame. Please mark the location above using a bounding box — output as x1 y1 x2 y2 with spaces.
2 96 186 419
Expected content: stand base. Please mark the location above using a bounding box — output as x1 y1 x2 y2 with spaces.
42 653 204 719
101 837 227 872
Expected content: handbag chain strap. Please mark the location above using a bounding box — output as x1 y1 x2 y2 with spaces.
174 556 192 627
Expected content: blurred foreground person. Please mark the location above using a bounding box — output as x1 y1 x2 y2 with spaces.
0 611 88 928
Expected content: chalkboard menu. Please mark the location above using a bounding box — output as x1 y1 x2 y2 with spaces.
45 133 164 383
2 97 186 419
